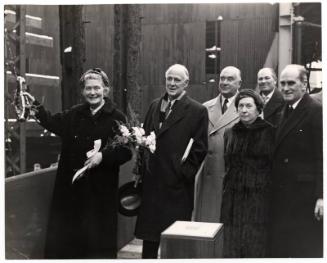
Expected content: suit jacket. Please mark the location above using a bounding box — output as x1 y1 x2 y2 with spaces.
135 93 208 241
270 93 323 257
194 94 239 222
263 88 285 127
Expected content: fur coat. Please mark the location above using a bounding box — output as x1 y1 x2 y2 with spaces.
221 117 275 258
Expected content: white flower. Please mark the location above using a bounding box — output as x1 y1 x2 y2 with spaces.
132 127 146 144
149 143 156 153
144 131 156 153
120 125 130 137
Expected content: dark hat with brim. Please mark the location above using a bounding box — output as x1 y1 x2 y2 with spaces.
118 181 142 217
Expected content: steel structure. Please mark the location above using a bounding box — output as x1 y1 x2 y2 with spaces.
5 5 27 175
4 5 58 176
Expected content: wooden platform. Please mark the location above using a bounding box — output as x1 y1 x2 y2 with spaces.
117 238 142 259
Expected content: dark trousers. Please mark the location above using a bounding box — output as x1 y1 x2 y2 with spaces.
142 240 160 259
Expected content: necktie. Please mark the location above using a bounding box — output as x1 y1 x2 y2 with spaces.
165 101 172 119
262 95 268 105
222 99 228 114
286 105 293 119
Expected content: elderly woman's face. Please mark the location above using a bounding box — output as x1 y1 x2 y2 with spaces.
82 76 105 109
237 97 259 125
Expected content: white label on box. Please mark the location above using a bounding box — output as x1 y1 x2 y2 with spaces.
162 221 223 239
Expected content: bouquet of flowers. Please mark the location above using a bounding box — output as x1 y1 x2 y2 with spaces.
111 121 156 154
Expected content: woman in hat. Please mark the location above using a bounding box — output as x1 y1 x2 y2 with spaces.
220 89 275 258
23 68 132 259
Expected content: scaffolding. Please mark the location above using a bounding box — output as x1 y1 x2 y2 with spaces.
4 5 59 176
5 6 27 175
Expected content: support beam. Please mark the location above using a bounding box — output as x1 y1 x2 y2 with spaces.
25 32 53 48
6 29 54 48
17 6 27 173
113 4 127 112
293 19 303 64
278 3 293 76
114 4 142 117
6 71 60 87
59 5 85 110
125 5 142 119
5 9 42 29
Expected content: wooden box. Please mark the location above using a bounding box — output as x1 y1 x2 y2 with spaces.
160 221 223 259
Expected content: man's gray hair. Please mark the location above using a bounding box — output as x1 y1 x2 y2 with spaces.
221 66 242 80
283 64 308 83
258 67 277 82
165 64 189 81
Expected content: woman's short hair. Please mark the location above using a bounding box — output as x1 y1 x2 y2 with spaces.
79 68 111 89
235 89 264 114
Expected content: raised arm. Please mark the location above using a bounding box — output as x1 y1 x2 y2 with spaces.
24 91 69 137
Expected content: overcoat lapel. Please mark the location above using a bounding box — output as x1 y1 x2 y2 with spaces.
264 89 283 119
157 95 188 138
275 94 309 149
209 94 238 135
152 99 162 135
207 97 221 133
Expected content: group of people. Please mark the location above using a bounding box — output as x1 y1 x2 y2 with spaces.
197 64 323 258
22 63 322 259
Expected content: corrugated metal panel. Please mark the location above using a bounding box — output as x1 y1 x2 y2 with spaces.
83 5 115 80
220 20 239 67
25 6 61 78
139 4 277 113
9 5 62 114
19 4 277 119
142 3 277 25
141 22 205 86
47 3 277 119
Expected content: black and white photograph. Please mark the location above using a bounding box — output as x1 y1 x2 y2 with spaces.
2 0 325 260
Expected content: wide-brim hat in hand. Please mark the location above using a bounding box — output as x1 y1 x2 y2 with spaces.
118 181 142 217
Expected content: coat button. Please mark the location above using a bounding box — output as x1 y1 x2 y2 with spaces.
284 158 289 163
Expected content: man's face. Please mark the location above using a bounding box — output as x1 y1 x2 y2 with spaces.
219 68 241 98
280 68 306 104
257 68 276 95
165 68 188 100
82 77 105 108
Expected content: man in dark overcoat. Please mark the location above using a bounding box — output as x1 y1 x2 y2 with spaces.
269 64 323 257
135 64 208 258
23 68 132 258
257 67 285 126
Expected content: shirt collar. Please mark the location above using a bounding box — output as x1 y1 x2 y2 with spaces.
261 88 275 103
89 99 105 115
162 91 186 110
221 92 237 107
169 90 186 104
290 97 302 109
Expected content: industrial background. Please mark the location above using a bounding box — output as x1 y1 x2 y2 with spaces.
4 2 322 259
